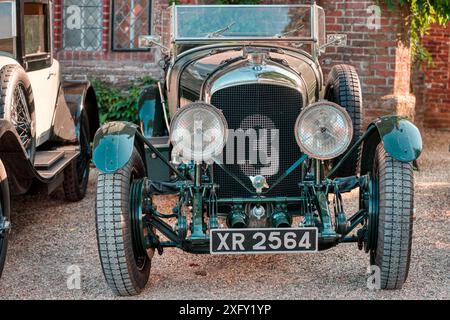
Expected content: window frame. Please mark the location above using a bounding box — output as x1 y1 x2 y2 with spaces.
111 0 152 52
62 0 103 52
18 0 53 72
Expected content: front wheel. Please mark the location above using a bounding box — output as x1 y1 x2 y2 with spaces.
364 144 414 289
0 65 36 163
95 148 151 296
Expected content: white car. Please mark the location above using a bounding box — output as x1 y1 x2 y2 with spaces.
0 0 99 277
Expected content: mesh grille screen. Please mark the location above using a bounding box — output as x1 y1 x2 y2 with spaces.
211 84 304 197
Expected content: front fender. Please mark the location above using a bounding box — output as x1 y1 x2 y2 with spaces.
59 80 100 143
93 122 139 173
0 119 36 194
370 116 422 162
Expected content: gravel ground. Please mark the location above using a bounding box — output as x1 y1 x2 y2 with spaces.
0 130 448 300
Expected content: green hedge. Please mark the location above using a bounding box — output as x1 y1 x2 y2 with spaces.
91 77 155 124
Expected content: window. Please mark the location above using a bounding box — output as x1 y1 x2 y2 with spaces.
0 1 17 57
112 0 151 51
63 0 102 51
24 3 49 55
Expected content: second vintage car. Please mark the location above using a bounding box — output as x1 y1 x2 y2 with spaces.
92 3 422 296
0 0 99 278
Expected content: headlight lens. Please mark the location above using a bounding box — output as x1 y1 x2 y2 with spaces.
294 101 353 160
170 102 228 162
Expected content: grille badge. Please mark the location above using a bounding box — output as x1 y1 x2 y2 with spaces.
250 175 269 194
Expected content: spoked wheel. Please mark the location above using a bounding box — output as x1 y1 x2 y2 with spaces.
95 148 153 296
0 65 36 163
0 160 11 278
11 84 34 158
63 111 91 201
361 144 414 289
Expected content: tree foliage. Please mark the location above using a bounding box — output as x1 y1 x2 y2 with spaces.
384 0 449 62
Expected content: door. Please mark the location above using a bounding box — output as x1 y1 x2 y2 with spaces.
21 0 59 146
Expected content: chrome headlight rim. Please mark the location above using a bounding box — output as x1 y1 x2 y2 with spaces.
294 101 353 160
170 102 228 162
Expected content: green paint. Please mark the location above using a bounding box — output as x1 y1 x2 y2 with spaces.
92 121 138 173
373 116 422 162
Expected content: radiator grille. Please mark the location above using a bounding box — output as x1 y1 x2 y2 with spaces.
211 84 304 198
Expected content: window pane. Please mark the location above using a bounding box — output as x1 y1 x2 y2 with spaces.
24 3 47 55
112 0 151 51
0 1 16 40
0 38 15 56
63 0 102 51
175 6 311 39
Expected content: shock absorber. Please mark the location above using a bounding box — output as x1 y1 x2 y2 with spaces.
333 187 348 235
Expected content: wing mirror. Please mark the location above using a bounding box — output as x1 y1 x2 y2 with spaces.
319 34 347 51
138 35 169 54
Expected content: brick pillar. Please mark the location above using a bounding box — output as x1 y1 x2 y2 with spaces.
102 0 110 53
317 0 415 124
413 23 450 130
53 0 62 52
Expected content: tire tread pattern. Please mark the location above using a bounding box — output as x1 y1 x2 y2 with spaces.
374 144 414 289
95 150 150 296
325 64 363 177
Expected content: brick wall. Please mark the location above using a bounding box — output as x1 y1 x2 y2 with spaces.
413 23 450 130
316 0 414 123
53 0 449 129
264 0 414 125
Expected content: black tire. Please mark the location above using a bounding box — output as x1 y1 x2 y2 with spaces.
325 64 363 177
371 144 414 289
95 149 151 296
0 160 10 278
0 65 36 163
63 111 91 202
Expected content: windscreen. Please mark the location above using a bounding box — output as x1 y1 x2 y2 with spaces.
174 5 312 40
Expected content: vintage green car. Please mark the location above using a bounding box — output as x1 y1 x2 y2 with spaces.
92 4 422 296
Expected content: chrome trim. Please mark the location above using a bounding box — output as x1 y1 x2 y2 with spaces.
166 44 321 117
294 101 354 160
202 58 307 105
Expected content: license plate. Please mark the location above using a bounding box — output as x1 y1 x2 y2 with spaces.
210 228 318 254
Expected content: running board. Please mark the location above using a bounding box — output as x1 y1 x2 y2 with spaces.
35 148 79 180
34 151 65 169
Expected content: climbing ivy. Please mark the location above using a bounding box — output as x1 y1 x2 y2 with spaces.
383 0 449 63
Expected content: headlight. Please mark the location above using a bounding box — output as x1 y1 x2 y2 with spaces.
170 102 228 162
294 101 353 160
